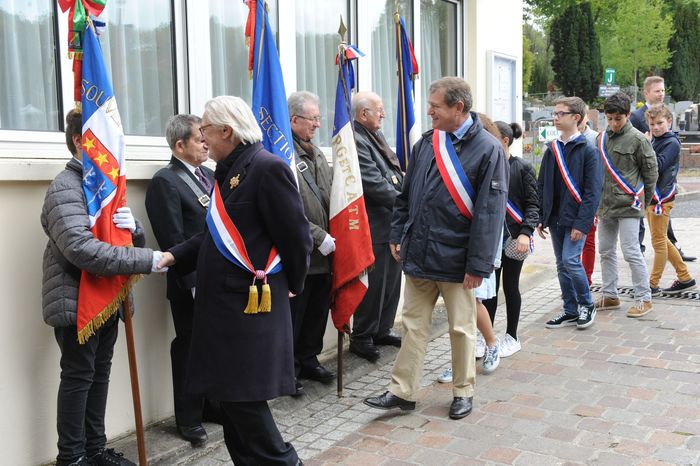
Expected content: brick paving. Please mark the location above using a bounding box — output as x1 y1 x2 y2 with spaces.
123 219 700 466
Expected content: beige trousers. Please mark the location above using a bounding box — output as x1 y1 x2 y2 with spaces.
389 276 477 400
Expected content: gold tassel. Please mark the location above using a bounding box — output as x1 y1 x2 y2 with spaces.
258 283 272 313
244 285 259 314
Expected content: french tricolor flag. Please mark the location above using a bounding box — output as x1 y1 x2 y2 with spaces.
329 44 374 333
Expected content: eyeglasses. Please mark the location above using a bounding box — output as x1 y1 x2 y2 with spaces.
365 108 385 116
199 124 217 136
552 111 574 119
295 115 322 123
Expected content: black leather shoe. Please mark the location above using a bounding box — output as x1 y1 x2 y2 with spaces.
374 332 402 347
291 378 304 397
449 396 473 419
349 341 380 362
177 424 208 447
364 391 416 411
300 364 335 383
678 247 697 262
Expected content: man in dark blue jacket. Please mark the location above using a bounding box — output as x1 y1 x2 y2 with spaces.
537 96 602 330
364 77 507 420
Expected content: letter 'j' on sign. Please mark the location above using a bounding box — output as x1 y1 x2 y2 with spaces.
605 68 616 85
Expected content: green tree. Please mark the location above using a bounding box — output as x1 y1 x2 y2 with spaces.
524 22 554 95
665 0 700 101
549 2 602 101
599 0 674 99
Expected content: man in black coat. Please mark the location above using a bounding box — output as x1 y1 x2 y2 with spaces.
349 91 404 362
287 91 335 392
158 96 312 466
145 114 214 446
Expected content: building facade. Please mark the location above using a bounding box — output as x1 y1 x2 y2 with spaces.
0 1 522 464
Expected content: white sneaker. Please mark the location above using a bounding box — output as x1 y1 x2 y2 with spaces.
499 334 521 358
437 367 453 383
482 342 500 374
476 334 486 359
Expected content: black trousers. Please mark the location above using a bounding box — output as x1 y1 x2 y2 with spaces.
220 400 298 465
169 290 204 426
351 242 402 344
290 273 331 375
54 315 118 465
483 256 525 339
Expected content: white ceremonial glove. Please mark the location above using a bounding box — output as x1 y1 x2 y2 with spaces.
152 251 169 273
318 234 336 256
113 206 136 233
191 287 196 298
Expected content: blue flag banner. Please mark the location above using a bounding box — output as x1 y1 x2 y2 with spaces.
246 0 295 171
395 14 419 172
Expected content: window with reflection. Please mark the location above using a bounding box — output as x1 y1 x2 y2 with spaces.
209 0 278 103
100 0 175 136
0 1 60 131
370 0 413 147
420 0 458 131
295 0 348 146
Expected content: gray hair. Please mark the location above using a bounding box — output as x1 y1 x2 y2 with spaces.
428 77 473 114
351 91 380 119
204 96 262 145
288 91 320 117
165 114 201 149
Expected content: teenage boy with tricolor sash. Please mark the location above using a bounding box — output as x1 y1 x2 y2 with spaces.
537 96 602 330
643 104 696 297
596 92 658 318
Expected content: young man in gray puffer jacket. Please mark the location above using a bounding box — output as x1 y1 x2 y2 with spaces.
41 109 164 466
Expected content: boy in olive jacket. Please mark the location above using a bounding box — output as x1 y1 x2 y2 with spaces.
596 92 658 318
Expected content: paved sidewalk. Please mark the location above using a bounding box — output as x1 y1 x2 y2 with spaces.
109 219 700 466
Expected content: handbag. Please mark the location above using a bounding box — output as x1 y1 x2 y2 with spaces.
503 234 531 261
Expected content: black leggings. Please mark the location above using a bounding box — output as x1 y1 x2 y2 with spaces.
483 255 525 339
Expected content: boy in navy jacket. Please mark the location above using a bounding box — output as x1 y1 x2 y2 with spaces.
644 104 696 296
537 96 602 330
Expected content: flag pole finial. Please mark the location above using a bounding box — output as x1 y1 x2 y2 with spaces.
338 16 347 42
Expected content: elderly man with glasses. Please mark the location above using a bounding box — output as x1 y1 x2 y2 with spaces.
286 91 335 395
348 91 404 362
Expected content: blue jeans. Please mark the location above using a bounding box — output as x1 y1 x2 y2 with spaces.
550 223 593 316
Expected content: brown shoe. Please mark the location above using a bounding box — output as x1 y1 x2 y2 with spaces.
594 296 621 310
627 301 653 318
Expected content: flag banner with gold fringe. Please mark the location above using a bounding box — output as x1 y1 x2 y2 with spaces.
245 0 296 174
76 20 139 343
329 30 374 333
395 11 419 172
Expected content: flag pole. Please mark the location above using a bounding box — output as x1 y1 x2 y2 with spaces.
337 332 344 397
123 300 148 466
395 4 410 171
336 16 349 399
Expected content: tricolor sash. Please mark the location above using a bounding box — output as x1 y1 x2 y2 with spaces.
551 140 582 205
652 183 676 215
206 183 281 314
599 133 644 211
506 200 534 252
433 130 476 219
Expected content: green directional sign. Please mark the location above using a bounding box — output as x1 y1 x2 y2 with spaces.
605 68 616 85
538 125 558 142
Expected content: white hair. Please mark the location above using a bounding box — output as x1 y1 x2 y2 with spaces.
204 96 262 145
352 91 380 119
